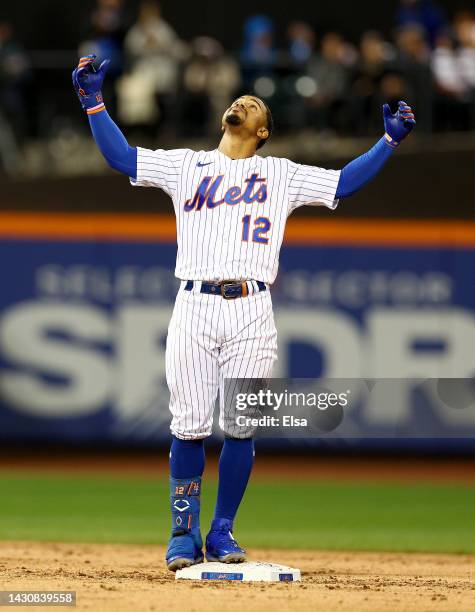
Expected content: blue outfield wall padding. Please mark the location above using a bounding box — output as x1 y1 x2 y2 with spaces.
0 238 473 452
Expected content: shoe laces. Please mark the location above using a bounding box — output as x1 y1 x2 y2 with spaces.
214 527 241 549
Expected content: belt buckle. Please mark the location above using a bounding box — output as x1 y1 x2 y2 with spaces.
221 282 240 299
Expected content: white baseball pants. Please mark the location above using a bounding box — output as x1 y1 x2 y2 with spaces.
166 281 278 439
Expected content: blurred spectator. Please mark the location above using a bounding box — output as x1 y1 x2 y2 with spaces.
396 24 431 64
454 12 475 130
179 37 240 137
395 0 446 46
0 21 30 172
347 31 398 135
378 71 409 112
306 32 353 132
396 25 433 131
81 0 126 68
240 15 277 90
454 12 475 90
79 0 127 115
270 21 317 130
118 1 188 132
432 33 466 97
357 32 393 83
287 21 316 68
431 32 471 131
2 1 475 164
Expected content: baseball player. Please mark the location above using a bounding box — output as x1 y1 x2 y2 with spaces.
72 55 415 571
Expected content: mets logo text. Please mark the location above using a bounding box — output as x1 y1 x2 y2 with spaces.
184 174 267 211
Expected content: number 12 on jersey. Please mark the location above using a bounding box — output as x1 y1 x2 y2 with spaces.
242 215 271 244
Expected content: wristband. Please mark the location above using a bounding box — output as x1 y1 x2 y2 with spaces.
384 132 399 149
87 101 106 115
84 92 105 114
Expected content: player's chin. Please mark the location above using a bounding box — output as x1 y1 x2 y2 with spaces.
225 113 244 126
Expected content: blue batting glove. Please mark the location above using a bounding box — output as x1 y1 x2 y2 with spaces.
72 54 110 114
383 100 416 148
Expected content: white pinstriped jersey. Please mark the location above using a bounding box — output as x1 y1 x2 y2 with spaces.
131 147 340 284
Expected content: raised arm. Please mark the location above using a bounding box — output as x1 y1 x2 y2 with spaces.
335 101 416 198
72 55 137 179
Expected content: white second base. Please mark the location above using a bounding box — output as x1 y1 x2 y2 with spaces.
175 561 301 582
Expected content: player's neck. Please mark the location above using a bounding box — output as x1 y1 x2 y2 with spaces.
218 132 257 160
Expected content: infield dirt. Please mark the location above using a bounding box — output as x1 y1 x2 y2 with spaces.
1 541 473 612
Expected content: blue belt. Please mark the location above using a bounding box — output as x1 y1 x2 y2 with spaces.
184 280 266 299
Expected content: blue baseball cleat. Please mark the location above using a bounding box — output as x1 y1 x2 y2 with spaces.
205 518 247 563
166 529 203 572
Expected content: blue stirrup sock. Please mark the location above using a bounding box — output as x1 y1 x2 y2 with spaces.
168 437 254 532
213 437 255 523
169 437 205 479
169 437 205 537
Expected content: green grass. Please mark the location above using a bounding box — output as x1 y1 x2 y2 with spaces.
0 473 473 554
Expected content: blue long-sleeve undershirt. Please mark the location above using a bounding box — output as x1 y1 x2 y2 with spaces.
88 110 137 179
335 136 394 198
88 110 394 197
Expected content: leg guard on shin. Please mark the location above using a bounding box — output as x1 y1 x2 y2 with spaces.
166 476 203 571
